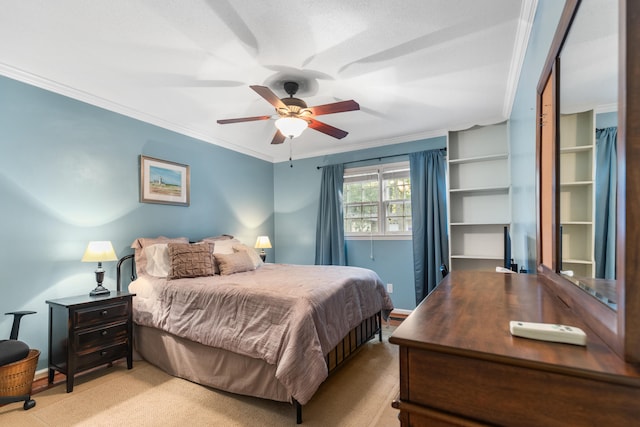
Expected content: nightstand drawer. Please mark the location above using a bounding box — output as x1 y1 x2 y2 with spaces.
76 341 129 372
74 301 129 327
75 321 129 350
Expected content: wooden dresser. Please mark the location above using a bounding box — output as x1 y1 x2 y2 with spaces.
389 271 640 426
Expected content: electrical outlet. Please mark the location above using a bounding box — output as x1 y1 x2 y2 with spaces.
387 283 393 293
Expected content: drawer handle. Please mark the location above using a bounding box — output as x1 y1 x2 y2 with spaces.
100 351 108 357
101 310 108 316
101 330 108 336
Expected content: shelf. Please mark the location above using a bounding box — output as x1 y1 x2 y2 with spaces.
562 258 594 265
560 181 593 187
560 145 594 153
450 222 510 226
451 254 503 260
561 221 593 225
448 153 508 165
449 185 510 194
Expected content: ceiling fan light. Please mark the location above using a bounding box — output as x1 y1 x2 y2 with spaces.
275 117 308 139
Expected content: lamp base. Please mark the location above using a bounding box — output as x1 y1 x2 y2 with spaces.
90 285 111 296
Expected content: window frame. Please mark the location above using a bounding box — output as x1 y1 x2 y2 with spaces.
343 161 412 240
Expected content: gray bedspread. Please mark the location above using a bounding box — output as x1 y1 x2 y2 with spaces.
129 263 393 404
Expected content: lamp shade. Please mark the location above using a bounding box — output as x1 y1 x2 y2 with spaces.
254 236 272 249
81 241 118 263
275 117 308 139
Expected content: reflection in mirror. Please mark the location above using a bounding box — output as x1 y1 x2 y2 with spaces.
559 0 617 309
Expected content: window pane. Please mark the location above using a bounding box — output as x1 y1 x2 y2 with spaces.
363 183 379 201
387 217 401 232
345 164 411 235
386 202 403 217
346 205 362 218
345 219 379 233
363 204 378 217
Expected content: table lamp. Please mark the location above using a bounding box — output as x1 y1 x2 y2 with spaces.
82 241 118 296
254 236 272 262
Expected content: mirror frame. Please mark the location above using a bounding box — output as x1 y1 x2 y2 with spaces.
536 0 640 363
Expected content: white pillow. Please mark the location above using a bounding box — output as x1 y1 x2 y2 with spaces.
233 243 264 269
212 238 241 254
144 243 170 277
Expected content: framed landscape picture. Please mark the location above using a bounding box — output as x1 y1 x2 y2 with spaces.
140 155 190 206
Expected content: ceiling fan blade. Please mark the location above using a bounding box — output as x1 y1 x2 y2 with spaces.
250 85 287 110
308 118 349 139
305 100 360 116
217 115 271 124
271 130 286 145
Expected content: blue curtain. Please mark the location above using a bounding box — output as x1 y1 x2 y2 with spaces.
594 127 617 279
315 164 346 265
409 150 448 304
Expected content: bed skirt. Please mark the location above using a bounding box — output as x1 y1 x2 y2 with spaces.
134 312 382 422
134 324 291 402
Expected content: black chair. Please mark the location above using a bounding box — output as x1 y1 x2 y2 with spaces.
0 311 39 410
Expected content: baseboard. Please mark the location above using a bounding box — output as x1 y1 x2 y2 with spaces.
34 368 49 381
30 361 128 395
388 309 412 326
390 309 412 316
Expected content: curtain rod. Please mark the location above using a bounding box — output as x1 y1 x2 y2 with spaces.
315 148 446 170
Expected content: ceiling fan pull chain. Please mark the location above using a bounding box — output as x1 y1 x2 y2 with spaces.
289 141 294 168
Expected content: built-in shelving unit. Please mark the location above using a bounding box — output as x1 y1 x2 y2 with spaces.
447 122 510 272
559 110 595 277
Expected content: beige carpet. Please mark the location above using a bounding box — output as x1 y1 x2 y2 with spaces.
0 326 400 426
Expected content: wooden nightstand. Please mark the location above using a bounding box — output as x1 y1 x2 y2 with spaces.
46 291 135 392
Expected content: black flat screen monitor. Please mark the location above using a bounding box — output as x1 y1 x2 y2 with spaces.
504 226 511 269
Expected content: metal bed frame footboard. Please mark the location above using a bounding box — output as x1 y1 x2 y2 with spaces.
117 254 383 424
294 311 382 423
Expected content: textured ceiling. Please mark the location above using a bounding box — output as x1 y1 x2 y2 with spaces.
0 0 539 162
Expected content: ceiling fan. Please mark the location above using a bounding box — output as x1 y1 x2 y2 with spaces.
217 82 360 145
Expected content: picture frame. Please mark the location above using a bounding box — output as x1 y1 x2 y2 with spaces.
140 155 190 206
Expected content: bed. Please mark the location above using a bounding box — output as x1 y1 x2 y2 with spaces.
116 236 394 423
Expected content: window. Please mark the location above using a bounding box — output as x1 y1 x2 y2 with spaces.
344 162 412 237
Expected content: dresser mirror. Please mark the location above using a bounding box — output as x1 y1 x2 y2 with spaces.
558 0 618 310
538 0 640 363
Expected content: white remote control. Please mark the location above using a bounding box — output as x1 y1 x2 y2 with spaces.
509 321 587 346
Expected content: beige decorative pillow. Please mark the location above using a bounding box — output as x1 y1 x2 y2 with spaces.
215 251 256 275
233 243 264 269
167 242 215 280
207 238 242 274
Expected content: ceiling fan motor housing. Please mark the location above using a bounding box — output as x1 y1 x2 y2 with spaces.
279 82 308 115
280 97 308 115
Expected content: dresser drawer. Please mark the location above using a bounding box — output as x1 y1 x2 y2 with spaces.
75 321 129 350
76 341 129 372
74 301 129 328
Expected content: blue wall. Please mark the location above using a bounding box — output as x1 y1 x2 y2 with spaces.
597 111 618 128
509 0 566 272
274 136 446 310
0 76 274 368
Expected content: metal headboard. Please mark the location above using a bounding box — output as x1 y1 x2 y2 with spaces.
116 254 136 292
